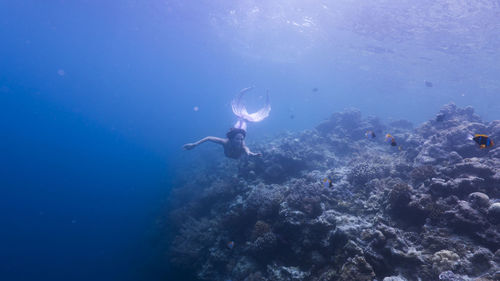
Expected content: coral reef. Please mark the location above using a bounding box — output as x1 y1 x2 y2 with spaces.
166 103 500 281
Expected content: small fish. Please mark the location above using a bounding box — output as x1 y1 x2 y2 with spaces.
323 178 333 188
290 114 295 119
227 241 235 249
385 134 397 147
473 134 494 149
425 80 433 87
391 139 397 146
193 106 199 112
312 87 319 92
365 130 376 139
398 146 402 151
385 134 393 143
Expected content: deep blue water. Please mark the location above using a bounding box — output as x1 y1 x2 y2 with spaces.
2 1 500 280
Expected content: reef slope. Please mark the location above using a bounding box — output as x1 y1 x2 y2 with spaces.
166 103 500 281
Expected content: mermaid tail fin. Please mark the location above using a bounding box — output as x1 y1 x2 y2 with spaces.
231 87 271 125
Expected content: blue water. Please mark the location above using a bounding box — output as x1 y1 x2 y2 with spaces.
2 1 500 280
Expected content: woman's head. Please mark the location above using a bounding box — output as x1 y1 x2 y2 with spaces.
226 128 246 146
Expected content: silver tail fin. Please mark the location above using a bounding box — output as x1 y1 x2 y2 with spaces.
231 87 271 130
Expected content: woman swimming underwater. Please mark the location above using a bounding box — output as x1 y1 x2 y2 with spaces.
183 87 271 159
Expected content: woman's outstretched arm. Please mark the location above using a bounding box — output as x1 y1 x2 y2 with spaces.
183 136 226 150
243 144 262 157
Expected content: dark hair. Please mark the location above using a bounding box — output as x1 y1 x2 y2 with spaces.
226 128 246 139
